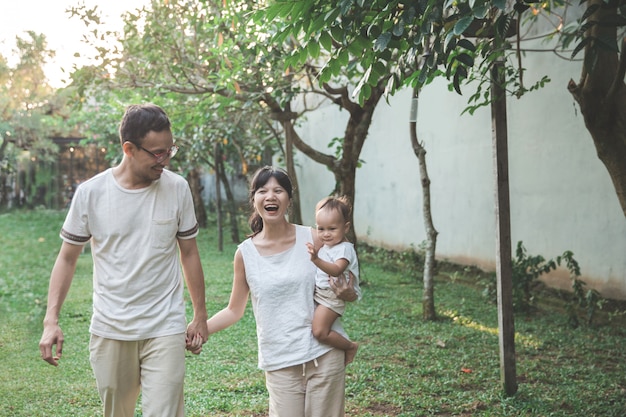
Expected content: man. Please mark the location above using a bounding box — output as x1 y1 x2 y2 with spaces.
39 104 209 417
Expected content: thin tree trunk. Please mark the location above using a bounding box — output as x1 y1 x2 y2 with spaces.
409 87 438 321
0 173 7 209
284 116 302 225
567 3 626 218
187 167 207 228
334 163 358 244
214 142 223 252
216 152 240 243
275 82 386 245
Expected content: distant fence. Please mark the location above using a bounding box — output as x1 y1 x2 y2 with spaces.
0 138 110 211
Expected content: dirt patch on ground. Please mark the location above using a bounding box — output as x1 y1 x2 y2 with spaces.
347 402 403 416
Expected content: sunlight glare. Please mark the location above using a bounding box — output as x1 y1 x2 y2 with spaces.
0 0 151 88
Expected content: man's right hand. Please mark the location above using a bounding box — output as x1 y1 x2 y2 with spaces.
39 323 64 366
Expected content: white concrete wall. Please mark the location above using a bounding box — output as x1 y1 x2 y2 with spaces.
293 36 626 299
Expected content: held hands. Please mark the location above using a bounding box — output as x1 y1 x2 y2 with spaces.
185 317 209 355
186 333 204 355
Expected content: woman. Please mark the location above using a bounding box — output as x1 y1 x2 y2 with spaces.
191 166 357 417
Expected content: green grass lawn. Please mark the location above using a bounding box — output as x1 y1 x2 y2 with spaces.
1 209 625 416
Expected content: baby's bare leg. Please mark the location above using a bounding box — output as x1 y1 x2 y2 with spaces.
312 305 358 365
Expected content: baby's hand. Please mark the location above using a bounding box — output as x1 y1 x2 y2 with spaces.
306 242 319 261
186 334 204 355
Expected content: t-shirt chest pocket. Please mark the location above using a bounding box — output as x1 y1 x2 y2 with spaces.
151 218 177 249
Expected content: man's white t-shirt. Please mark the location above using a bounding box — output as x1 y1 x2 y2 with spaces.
61 168 199 340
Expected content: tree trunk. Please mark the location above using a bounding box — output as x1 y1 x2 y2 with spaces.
334 162 358 244
216 150 240 243
567 2 626 218
0 172 6 209
263 83 385 242
284 114 302 225
328 82 386 244
409 88 438 321
214 142 224 252
187 167 207 229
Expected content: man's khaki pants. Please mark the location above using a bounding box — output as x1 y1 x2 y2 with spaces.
89 333 186 417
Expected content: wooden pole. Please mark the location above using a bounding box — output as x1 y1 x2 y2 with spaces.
491 58 518 396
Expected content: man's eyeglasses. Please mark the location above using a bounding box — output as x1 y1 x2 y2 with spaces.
138 145 179 163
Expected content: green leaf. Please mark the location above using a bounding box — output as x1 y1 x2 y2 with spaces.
320 31 333 52
289 0 308 21
361 83 372 102
309 13 329 34
392 23 404 37
264 3 289 22
324 8 341 24
250 9 265 25
454 17 474 36
340 0 353 15
337 49 349 66
331 25 345 43
354 35 372 51
445 31 456 51
385 74 396 95
571 36 591 59
352 65 371 98
329 58 343 76
581 4 600 22
457 38 476 52
307 41 321 58
453 65 468 94
284 53 298 70
514 2 530 13
473 5 490 18
347 41 363 56
374 32 392 51
298 46 311 66
367 24 382 38
273 28 291 45
421 20 432 35
455 52 474 67
371 61 387 82
319 66 333 84
493 0 507 10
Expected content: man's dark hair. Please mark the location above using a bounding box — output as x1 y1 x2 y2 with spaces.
118 104 171 146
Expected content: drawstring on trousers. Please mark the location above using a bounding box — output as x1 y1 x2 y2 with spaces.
301 358 319 377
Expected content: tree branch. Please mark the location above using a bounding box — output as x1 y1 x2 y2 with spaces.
322 83 362 115
286 121 337 168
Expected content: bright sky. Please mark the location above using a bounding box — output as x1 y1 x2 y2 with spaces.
0 0 150 88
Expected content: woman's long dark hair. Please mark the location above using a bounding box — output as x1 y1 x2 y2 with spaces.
247 166 293 236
